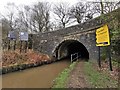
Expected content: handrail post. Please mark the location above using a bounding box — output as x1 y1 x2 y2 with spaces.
71 52 79 63
71 54 72 63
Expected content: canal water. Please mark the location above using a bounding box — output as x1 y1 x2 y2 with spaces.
2 60 70 88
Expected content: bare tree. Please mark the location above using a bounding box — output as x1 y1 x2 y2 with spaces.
69 2 85 23
84 2 95 21
17 5 37 33
1 18 10 39
16 5 33 33
69 2 94 24
42 3 51 32
31 2 51 32
53 2 71 28
100 0 104 14
3 3 18 31
104 2 119 13
93 1 119 15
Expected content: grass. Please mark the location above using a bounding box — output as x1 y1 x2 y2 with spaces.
112 60 119 67
52 61 77 88
84 61 118 88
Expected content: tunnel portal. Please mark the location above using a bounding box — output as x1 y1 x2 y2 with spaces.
54 40 89 60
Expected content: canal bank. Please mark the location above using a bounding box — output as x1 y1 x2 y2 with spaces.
52 61 77 88
2 60 70 88
1 50 52 75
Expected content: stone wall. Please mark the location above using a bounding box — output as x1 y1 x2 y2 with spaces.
32 8 119 60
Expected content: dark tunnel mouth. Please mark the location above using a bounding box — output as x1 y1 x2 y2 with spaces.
54 40 89 60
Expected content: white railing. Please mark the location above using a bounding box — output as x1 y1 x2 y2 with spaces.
71 53 79 63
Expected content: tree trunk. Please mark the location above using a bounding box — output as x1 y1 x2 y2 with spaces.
100 0 104 14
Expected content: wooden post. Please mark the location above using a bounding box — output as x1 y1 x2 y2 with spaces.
107 26 112 71
107 46 113 71
20 41 22 53
31 39 33 50
98 46 101 68
71 54 72 63
13 40 16 51
8 40 11 50
25 41 28 53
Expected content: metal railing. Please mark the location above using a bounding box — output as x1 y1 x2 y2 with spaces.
71 53 79 63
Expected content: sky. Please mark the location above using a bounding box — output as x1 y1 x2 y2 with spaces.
0 0 119 27
0 0 119 16
0 0 119 14
0 0 79 15
0 0 83 27
0 0 84 23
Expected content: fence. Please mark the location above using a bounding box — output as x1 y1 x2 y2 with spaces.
2 34 33 53
71 52 79 63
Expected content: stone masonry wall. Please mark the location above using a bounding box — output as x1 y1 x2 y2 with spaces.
32 8 119 60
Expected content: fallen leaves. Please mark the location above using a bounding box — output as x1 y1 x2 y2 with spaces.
2 50 51 67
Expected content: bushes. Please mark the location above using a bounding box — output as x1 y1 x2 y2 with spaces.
1 50 53 74
2 50 51 66
111 39 120 55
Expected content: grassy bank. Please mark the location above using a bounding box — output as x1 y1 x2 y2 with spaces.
52 61 77 88
84 61 118 88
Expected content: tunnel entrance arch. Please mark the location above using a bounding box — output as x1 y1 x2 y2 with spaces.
54 40 89 60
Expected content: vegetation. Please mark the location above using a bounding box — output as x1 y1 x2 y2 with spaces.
52 60 119 88
52 61 77 88
1 1 119 35
84 61 118 88
1 50 53 74
0 1 119 88
2 50 51 67
98 8 120 62
1 1 119 53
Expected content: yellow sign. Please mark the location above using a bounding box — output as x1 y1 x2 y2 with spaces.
96 24 110 46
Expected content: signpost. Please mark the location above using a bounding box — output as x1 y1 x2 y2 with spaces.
19 32 28 53
8 31 17 50
96 24 112 71
7 31 29 53
8 31 17 40
96 24 110 46
19 32 28 41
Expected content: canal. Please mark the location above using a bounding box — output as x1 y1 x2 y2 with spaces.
2 60 70 88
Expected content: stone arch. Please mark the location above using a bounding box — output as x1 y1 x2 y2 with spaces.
53 39 89 60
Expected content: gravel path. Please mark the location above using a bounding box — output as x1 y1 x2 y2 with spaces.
66 61 91 88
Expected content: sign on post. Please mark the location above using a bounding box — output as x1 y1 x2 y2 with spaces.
19 32 28 53
96 24 110 46
19 32 28 41
96 24 113 71
8 31 17 40
8 31 17 50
